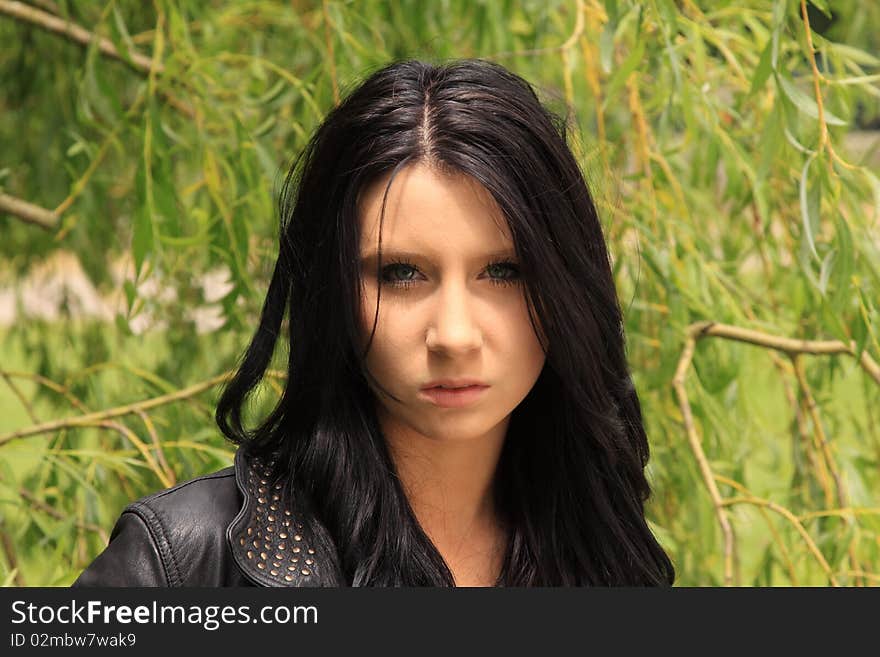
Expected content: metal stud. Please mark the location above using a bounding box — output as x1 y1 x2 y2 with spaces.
301 569 311 576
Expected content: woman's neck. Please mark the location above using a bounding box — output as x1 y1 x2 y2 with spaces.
379 410 510 585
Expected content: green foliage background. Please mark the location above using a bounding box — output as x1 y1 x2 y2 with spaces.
0 0 878 586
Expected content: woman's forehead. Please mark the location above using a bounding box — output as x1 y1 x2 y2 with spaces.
357 163 513 252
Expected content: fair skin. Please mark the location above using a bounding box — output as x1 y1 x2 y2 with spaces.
357 162 547 586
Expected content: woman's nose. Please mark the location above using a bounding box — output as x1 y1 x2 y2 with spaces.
425 282 482 354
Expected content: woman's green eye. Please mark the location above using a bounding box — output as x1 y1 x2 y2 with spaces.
380 260 521 289
487 262 520 283
381 263 419 286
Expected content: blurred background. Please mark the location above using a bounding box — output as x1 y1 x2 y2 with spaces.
0 0 878 586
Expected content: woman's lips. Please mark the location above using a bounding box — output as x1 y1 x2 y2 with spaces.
418 385 489 408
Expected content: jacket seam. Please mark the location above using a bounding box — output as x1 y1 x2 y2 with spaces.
125 503 183 587
146 468 234 504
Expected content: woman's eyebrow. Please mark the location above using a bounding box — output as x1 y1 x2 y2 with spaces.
359 248 517 263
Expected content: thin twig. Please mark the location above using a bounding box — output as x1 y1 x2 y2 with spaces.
0 532 24 586
0 0 194 118
672 324 736 585
16 487 109 544
134 409 175 486
715 475 799 585
799 507 880 522
791 355 863 584
719 496 839 586
0 369 287 447
0 192 59 229
673 321 880 586
799 0 856 173
0 369 91 414
690 322 880 382
791 356 847 507
1 372 40 424
95 420 172 489
0 0 159 76
0 372 232 446
54 89 145 216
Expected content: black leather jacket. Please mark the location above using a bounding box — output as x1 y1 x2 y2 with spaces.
72 449 344 587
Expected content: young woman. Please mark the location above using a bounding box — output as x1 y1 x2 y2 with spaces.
73 58 675 587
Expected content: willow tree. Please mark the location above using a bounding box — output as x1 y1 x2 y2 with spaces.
0 0 877 586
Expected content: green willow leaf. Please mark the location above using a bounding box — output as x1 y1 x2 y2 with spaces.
829 215 854 315
818 248 835 295
602 38 646 111
776 73 847 126
599 22 616 75
750 39 774 96
799 154 820 263
808 0 832 19
132 164 153 278
109 5 138 70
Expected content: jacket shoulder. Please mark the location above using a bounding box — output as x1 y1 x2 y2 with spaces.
73 466 247 587
74 449 345 587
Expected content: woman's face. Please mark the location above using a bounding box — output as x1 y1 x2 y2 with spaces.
357 162 547 446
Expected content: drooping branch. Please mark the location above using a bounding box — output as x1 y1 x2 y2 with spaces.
0 0 160 77
673 320 880 586
0 369 287 447
0 1 194 119
28 0 58 14
16 486 109 544
0 372 233 447
0 192 59 230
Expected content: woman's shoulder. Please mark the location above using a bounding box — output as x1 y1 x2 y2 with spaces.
125 465 240 537
72 449 343 587
72 464 246 587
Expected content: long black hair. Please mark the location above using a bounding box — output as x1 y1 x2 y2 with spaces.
216 58 675 586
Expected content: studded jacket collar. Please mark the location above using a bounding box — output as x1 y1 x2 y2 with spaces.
72 448 344 587
228 449 344 587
